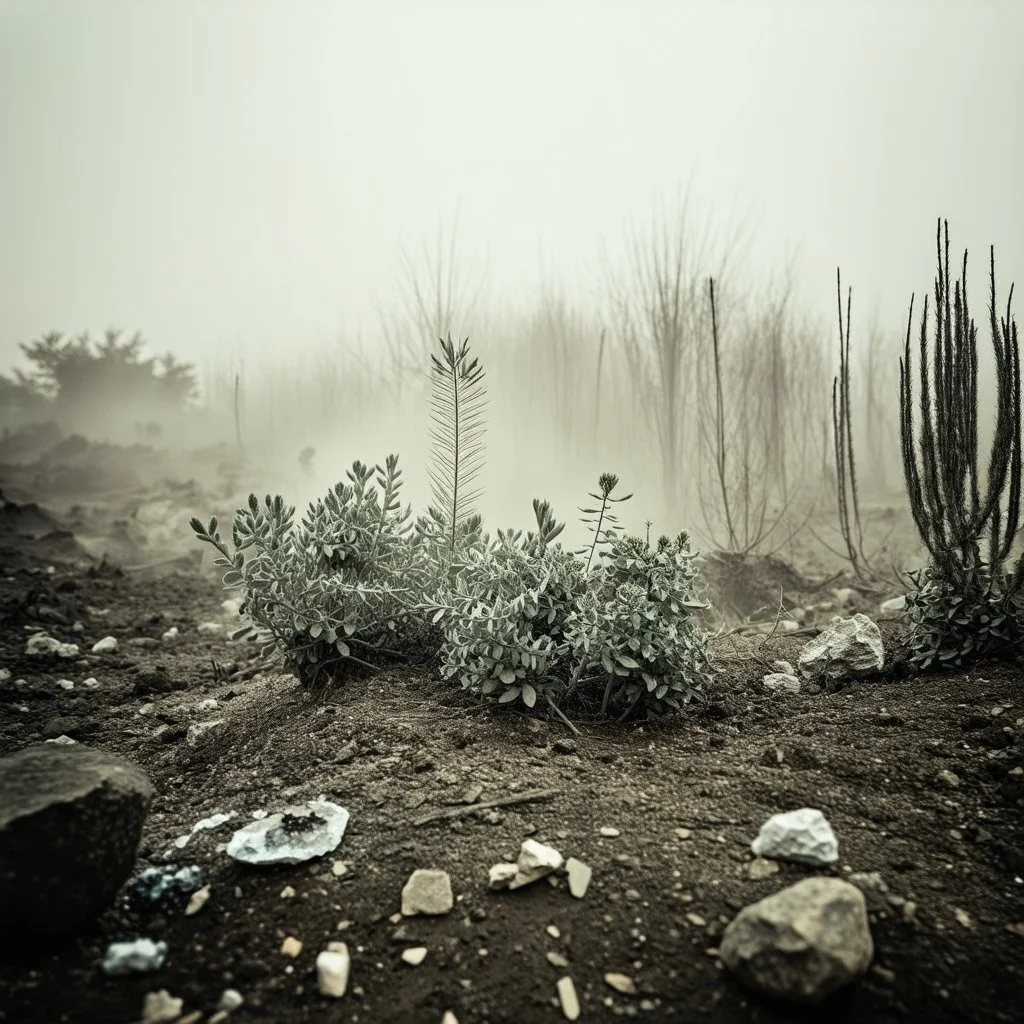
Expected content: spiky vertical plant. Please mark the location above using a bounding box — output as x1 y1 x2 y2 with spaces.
899 219 1023 667
832 270 869 578
428 334 487 564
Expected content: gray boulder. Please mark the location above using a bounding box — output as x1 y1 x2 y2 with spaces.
797 613 884 682
0 743 154 948
721 877 873 1005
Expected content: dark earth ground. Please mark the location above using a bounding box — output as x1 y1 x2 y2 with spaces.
1 437 1023 1023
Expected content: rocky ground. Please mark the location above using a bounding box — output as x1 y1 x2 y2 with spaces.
0 440 1023 1023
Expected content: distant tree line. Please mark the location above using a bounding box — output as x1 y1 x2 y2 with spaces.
0 329 197 440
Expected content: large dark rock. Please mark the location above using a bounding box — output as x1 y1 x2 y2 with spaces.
0 743 154 951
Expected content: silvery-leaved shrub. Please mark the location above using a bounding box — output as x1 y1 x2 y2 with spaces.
191 454 432 685
564 531 712 720
436 499 585 708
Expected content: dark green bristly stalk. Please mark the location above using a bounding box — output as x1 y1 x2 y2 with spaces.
428 334 487 564
899 219 1023 668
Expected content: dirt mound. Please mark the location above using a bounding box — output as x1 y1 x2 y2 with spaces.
700 551 822 622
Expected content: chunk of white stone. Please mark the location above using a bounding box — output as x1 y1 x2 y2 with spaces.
556 976 581 1020
751 808 838 866
316 943 351 997
509 839 564 890
565 857 592 898
91 636 118 654
226 800 349 865
797 614 883 682
401 869 453 916
488 862 519 890
101 938 168 976
762 673 801 693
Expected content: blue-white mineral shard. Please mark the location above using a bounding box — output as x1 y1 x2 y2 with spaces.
226 799 349 865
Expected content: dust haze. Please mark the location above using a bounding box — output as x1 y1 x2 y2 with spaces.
1 0 1022 550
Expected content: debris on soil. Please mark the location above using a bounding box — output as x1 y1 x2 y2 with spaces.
225 799 349 865
101 938 168 976
720 877 874 1005
751 807 840 866
0 482 1021 1022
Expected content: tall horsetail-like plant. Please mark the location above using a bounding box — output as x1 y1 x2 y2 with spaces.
427 334 486 565
899 219 1023 668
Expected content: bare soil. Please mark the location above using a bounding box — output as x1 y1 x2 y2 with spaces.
0 454 1022 1024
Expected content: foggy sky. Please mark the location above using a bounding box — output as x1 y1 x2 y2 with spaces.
1 0 1022 373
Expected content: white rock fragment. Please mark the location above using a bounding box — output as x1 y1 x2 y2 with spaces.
185 885 211 915
226 801 349 865
441 1013 459 1024
221 597 243 617
771 660 795 675
317 942 351 997
161 627 179 642
83 676 99 688
26 633 79 658
721 877 873 1005
218 988 244 1012
57 678 75 690
565 857 592 898
599 826 620 838
762 673 801 693
45 735 77 745
401 946 428 965
557 976 581 1020
140 989 183 1023
509 839 564 890
880 595 906 614
173 810 236 849
197 621 224 635
401 869 454 916
751 808 839 866
280 936 303 957
101 938 168 976
797 614 884 682
604 972 636 994
91 636 118 654
489 862 519 890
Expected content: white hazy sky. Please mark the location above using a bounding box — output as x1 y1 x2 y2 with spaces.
1 0 1022 371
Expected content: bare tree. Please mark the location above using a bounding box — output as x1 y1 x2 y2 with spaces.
604 197 741 521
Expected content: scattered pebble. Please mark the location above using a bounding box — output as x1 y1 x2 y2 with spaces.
556 976 581 1020
280 936 303 958
91 636 118 654
599 826 620 838
401 947 428 966
140 989 183 1024
316 942 350 997
604 972 636 994
102 939 168 976
566 858 592 898
401 869 454 916
185 885 211 916
218 988 244 1012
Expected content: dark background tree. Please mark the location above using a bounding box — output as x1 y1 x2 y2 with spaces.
0 328 197 440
